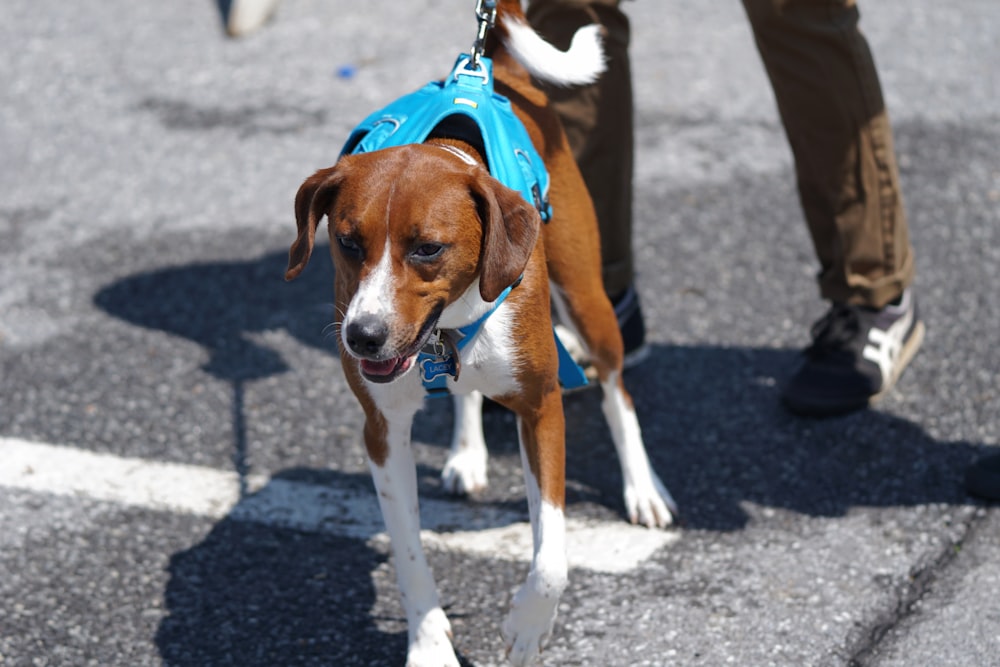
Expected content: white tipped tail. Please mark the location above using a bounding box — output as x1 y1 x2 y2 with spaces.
501 17 606 87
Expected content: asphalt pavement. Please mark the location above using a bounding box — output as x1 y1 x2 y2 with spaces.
1 1 999 665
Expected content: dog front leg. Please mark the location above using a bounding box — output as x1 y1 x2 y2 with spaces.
442 391 489 495
502 389 568 667
366 412 459 667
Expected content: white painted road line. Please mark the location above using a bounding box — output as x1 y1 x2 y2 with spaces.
0 437 678 573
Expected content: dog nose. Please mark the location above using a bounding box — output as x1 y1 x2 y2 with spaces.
345 317 389 357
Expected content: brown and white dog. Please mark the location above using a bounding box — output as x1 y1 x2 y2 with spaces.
286 2 676 664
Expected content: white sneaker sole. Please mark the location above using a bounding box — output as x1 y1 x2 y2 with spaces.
870 319 925 405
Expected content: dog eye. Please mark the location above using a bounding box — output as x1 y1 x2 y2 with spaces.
337 235 362 257
412 243 444 260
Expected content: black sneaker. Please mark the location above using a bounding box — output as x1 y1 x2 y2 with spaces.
782 289 925 417
611 285 649 370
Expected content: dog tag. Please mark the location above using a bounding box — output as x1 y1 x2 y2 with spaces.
439 330 462 379
420 355 457 382
419 330 462 383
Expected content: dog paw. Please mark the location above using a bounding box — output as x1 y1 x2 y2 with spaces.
625 474 678 529
501 579 561 666
441 447 488 495
406 608 460 667
502 604 556 666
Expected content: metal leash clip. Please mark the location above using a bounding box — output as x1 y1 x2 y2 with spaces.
469 0 498 71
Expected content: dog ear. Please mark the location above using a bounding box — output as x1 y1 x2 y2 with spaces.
471 173 541 302
287 165 345 281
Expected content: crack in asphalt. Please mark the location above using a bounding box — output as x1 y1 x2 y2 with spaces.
843 508 989 667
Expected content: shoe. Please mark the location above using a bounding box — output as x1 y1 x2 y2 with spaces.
965 452 1000 501
611 284 649 370
218 0 281 38
782 289 925 417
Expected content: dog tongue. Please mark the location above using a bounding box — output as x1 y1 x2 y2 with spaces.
361 356 411 377
361 358 398 376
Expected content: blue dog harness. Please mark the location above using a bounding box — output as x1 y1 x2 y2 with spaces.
343 55 552 222
341 54 588 396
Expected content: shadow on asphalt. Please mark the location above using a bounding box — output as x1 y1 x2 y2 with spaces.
95 248 984 665
93 244 337 381
152 481 401 666
616 345 978 531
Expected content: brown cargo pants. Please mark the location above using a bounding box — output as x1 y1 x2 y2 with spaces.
526 0 915 309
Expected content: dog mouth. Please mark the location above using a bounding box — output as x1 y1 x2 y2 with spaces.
357 304 443 384
359 355 416 383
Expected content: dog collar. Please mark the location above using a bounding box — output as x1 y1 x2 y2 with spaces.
418 281 516 396
341 54 552 222
417 279 588 398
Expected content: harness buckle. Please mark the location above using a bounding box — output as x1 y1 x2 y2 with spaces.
452 56 490 84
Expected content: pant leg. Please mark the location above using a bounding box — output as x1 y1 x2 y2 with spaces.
526 0 634 298
742 0 914 308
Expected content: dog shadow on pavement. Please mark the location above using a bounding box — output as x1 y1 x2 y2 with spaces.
153 474 403 666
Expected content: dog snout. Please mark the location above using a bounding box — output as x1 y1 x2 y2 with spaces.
344 316 390 357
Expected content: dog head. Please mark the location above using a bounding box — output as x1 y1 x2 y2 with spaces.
287 144 540 384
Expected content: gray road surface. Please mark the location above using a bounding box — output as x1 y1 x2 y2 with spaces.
1 1 999 665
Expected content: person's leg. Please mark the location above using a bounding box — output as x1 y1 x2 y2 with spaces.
742 0 914 307
742 0 923 415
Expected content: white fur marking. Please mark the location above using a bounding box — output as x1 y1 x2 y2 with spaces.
502 425 568 666
343 244 396 348
601 371 677 527
502 17 606 86
436 278 492 329
549 281 590 361
369 417 459 666
435 280 521 399
442 391 489 494
503 501 567 666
